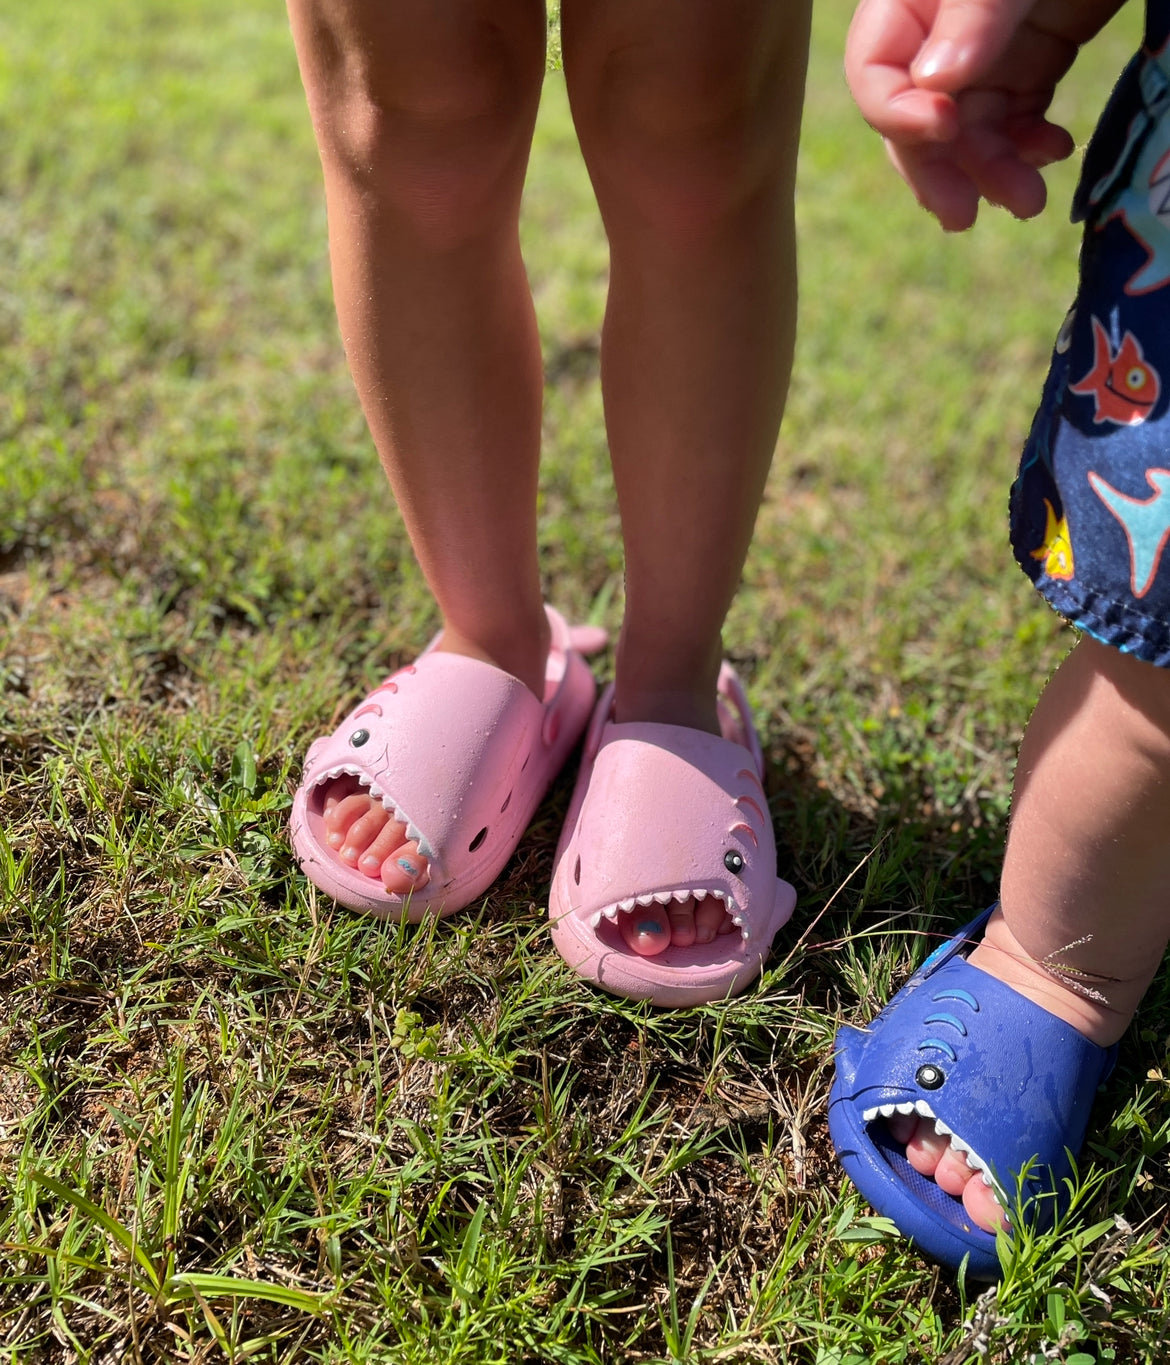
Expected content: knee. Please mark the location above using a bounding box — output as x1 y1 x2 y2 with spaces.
299 13 544 249
567 8 808 246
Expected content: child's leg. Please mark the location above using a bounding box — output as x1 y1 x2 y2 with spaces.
287 0 549 890
561 0 811 953
893 637 1170 1229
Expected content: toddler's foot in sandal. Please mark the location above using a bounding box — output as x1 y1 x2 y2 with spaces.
828 906 1121 1278
549 664 797 1006
608 685 746 957
889 906 1130 1235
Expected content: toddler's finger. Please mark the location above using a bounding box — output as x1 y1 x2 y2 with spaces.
1009 116 1076 170
866 81 961 143
911 0 1039 91
954 87 1074 170
846 0 960 141
959 123 1050 219
886 140 980 230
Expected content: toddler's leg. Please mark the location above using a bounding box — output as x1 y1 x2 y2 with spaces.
561 0 811 954
288 0 549 891
894 637 1170 1229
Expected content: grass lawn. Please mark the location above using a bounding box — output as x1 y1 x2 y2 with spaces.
2 0 1169 1360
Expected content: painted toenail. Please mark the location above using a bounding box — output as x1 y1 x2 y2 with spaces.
326 832 344 848
637 920 664 935
397 858 420 878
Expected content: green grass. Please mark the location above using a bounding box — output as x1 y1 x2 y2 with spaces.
2 0 1169 1360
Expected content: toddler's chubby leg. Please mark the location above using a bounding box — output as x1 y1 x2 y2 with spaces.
561 0 811 955
894 638 1170 1231
287 0 550 892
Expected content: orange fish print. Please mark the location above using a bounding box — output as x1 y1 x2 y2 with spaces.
1069 316 1160 426
1030 499 1074 580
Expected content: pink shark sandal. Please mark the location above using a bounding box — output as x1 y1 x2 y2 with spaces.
290 607 605 921
548 663 796 1006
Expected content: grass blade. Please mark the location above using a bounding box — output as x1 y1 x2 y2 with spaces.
28 1171 160 1293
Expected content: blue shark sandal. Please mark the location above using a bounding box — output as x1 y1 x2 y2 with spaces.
828 909 1118 1279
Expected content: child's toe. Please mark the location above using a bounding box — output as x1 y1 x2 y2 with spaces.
931 1144 975 1198
904 1121 951 1177
667 902 698 947
338 805 391 863
693 898 726 944
358 819 412 876
962 1173 1009 1233
620 907 672 956
381 840 430 893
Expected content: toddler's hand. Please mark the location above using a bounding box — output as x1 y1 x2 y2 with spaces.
845 0 1127 230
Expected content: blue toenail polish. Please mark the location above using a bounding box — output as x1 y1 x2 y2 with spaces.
637 920 664 935
397 858 419 877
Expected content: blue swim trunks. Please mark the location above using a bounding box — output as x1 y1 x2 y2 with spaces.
1011 1 1170 665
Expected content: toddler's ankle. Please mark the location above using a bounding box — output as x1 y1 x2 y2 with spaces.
967 906 1135 1048
612 630 724 732
435 605 550 699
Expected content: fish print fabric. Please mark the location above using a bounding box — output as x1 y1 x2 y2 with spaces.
1012 0 1170 664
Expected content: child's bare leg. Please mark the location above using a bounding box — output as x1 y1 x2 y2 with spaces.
892 637 1170 1230
562 0 811 955
287 0 549 891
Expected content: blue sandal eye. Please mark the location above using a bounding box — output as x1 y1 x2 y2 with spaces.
723 850 744 875
915 1064 945 1090
349 729 370 747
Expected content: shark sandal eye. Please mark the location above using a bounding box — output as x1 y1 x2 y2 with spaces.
468 827 488 853
915 1064 945 1090
349 728 370 747
723 850 745 876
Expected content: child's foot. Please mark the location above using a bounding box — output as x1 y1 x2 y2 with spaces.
608 688 742 957
887 906 1129 1234
547 660 792 1010
324 677 744 949
318 620 553 897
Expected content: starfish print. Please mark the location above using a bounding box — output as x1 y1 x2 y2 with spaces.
1030 499 1074 581
1069 317 1160 426
1087 467 1170 597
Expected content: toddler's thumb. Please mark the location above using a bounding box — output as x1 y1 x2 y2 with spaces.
912 0 1037 90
